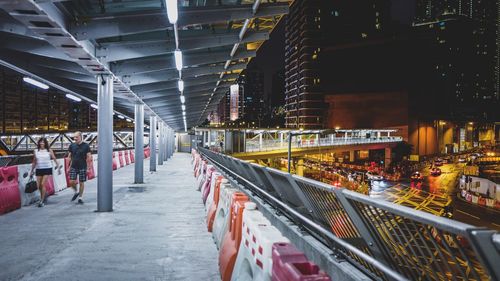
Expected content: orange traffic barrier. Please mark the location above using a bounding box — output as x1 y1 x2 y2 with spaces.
213 184 238 249
207 178 228 232
219 193 249 281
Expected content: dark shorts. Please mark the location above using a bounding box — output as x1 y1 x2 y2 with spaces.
69 167 87 182
36 168 53 176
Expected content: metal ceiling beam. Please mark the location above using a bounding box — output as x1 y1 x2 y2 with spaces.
146 94 214 105
143 87 228 104
0 48 92 76
132 73 239 94
122 62 246 86
112 49 256 75
0 32 71 60
69 3 289 40
0 0 167 125
98 31 266 62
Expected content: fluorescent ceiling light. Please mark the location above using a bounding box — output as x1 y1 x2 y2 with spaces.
90 104 98 109
118 115 125 119
182 111 186 116
23 77 49 90
181 105 186 111
178 79 184 91
65 94 82 102
174 49 183 71
126 118 132 122
165 0 178 24
180 95 185 103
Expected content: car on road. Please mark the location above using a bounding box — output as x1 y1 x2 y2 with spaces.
411 171 423 182
430 167 442 176
366 171 384 181
434 160 443 166
458 157 467 163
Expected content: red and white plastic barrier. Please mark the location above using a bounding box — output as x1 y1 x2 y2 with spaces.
212 183 238 249
118 151 126 167
17 164 41 206
190 149 332 281
231 202 289 281
272 243 331 281
0 166 21 215
219 193 249 281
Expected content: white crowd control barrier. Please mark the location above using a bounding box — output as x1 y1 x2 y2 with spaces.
231 202 289 281
212 182 238 249
93 154 98 178
206 177 227 216
120 151 126 167
202 168 218 204
113 152 121 169
197 163 211 191
17 164 41 206
52 163 67 192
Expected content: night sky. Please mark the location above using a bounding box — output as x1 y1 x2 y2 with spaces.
247 0 415 100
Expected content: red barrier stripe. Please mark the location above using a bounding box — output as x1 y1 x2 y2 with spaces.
256 259 263 269
252 249 255 256
258 246 263 255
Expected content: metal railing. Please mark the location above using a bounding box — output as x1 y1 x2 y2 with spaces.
197 147 499 281
245 136 403 153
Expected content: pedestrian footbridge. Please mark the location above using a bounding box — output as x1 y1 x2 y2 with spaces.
1 148 499 281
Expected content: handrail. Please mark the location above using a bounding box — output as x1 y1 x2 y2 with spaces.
197 147 500 281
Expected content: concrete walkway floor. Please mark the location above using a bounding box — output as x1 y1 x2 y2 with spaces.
0 153 220 281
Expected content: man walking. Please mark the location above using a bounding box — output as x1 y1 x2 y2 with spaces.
68 131 91 204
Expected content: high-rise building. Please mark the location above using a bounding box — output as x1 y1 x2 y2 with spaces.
284 0 391 129
241 69 265 126
414 0 499 120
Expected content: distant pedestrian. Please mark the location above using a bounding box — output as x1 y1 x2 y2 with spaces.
68 131 91 204
30 137 61 207
219 141 224 152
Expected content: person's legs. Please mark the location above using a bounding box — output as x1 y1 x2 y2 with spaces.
69 168 80 201
36 175 45 207
77 169 87 204
41 175 48 203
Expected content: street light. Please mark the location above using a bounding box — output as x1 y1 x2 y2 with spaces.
174 49 183 71
178 79 184 92
65 94 82 102
23 77 49 90
165 0 178 24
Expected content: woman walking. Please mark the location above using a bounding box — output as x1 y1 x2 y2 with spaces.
30 138 60 207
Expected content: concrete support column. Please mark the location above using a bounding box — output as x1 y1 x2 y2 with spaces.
158 122 164 166
163 124 168 161
345 132 348 141
296 158 304 176
279 133 284 147
97 75 113 212
134 103 144 184
385 147 392 168
331 134 334 144
166 128 170 160
349 150 355 163
377 131 381 139
149 116 157 172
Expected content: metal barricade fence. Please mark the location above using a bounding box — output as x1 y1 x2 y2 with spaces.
197 147 499 281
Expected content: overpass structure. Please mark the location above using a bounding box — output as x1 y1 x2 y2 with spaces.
196 128 402 165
